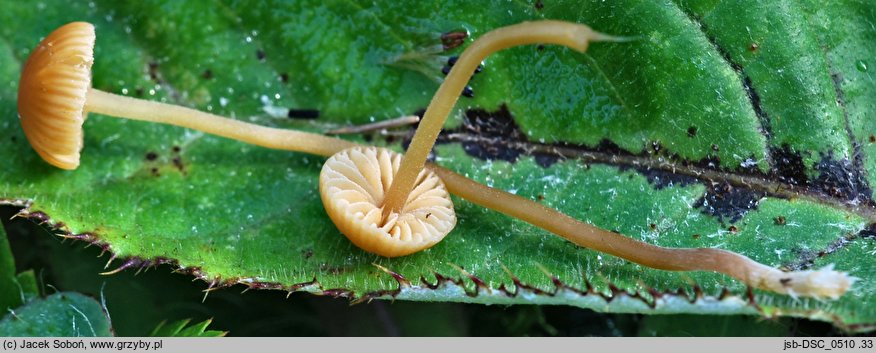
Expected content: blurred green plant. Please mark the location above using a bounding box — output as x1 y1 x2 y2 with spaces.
149 319 226 337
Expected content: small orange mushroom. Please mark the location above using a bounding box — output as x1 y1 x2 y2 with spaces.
318 20 617 257
319 20 854 298
18 22 355 170
320 147 455 257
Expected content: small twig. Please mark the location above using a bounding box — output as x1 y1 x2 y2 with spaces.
327 115 420 135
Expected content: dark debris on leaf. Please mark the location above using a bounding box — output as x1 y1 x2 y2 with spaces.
769 144 875 206
533 152 560 168
172 157 186 175
813 151 874 205
634 166 699 190
440 31 468 51
770 144 808 186
147 61 160 82
774 216 786 225
462 105 523 139
687 126 698 137
287 109 320 120
456 105 525 163
695 182 766 224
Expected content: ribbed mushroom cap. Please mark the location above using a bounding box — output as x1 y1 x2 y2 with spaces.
320 147 456 257
18 22 95 170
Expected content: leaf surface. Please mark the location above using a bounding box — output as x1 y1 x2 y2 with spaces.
0 224 23 312
0 292 113 337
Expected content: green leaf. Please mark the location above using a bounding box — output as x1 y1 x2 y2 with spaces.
150 319 226 337
0 292 113 337
14 271 39 303
0 222 23 312
1 0 875 332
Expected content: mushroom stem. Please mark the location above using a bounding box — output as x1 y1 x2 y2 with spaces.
382 20 615 217
85 89 356 157
431 166 853 298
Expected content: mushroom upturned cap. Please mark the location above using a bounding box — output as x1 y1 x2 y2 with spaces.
18 22 95 170
320 147 456 257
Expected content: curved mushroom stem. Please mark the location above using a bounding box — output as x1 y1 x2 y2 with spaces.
85 89 357 157
431 166 854 299
382 20 619 218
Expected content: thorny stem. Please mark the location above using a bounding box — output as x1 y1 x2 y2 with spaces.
382 21 617 218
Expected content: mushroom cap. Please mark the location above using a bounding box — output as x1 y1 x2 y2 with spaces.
320 147 457 257
18 22 95 170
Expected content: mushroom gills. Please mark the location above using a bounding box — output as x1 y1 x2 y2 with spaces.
17 22 94 170
320 147 456 257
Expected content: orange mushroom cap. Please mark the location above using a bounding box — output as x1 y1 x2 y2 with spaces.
18 22 95 170
320 147 456 257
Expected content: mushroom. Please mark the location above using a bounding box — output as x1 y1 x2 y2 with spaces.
320 20 853 298
320 146 455 257
317 20 615 257
19 21 453 258
18 22 356 170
